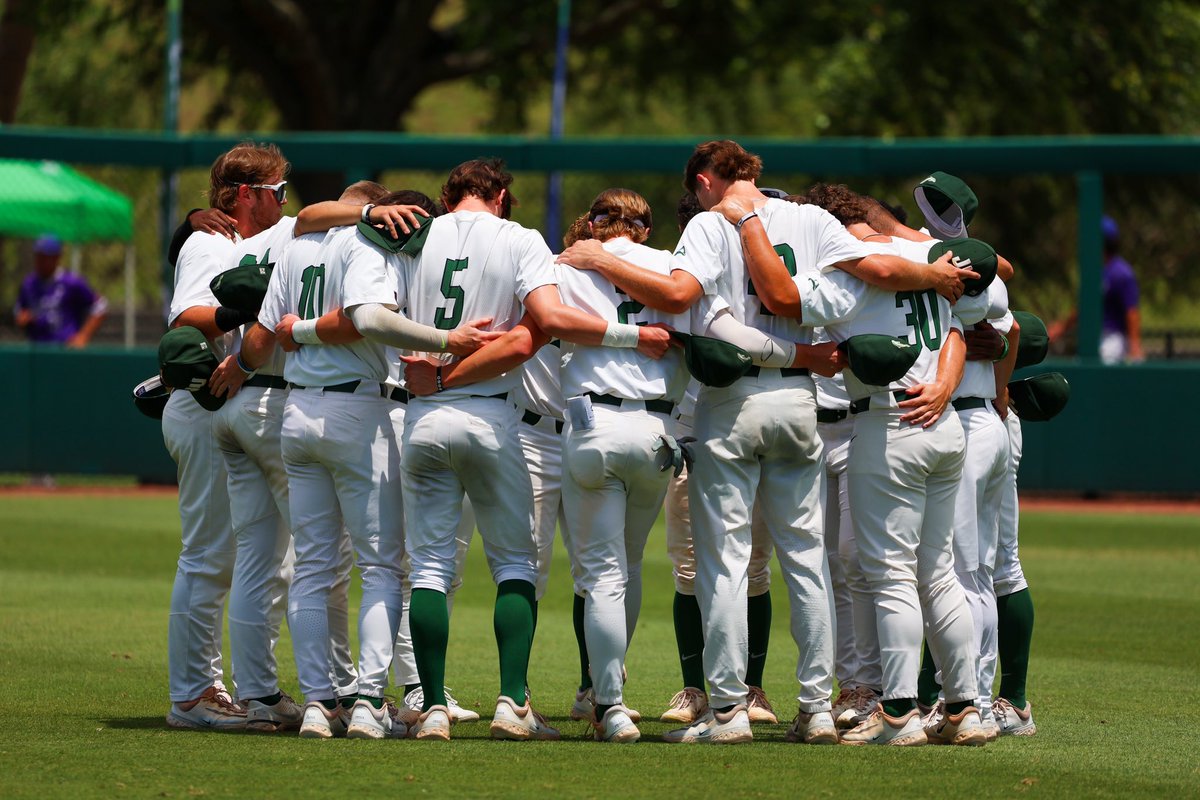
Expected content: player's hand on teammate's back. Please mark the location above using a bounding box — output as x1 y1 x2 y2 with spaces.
447 317 503 356
208 355 248 399
898 379 954 428
189 208 239 240
275 314 302 351
964 323 1005 361
928 251 978 303
400 355 442 396
556 239 608 271
368 204 430 237
636 323 674 359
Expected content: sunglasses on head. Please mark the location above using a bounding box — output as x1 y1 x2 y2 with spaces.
247 180 287 204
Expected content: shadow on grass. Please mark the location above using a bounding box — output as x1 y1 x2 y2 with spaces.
99 717 182 730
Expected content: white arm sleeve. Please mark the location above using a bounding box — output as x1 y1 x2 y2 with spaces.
705 309 797 368
347 303 449 352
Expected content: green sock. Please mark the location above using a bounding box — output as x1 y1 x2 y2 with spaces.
495 579 536 702
338 695 356 709
946 700 972 715
410 588 449 710
997 588 1034 708
746 591 772 687
359 694 383 710
917 640 941 706
883 698 915 717
320 698 339 711
573 593 592 691
405 683 421 696
672 592 706 690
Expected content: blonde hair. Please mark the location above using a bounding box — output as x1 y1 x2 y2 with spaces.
208 141 290 213
571 188 652 245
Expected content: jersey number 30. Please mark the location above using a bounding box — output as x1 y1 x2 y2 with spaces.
435 258 469 330
895 289 943 350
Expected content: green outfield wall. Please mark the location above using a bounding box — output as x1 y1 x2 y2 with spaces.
3 346 1196 494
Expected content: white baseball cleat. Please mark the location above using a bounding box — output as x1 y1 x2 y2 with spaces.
298 701 348 739
746 686 778 724
786 710 839 744
570 687 596 721
592 705 641 743
833 685 880 729
489 696 560 741
345 698 407 739
993 697 1037 737
410 705 452 741
166 686 248 731
979 704 1001 742
244 692 303 732
926 705 988 746
840 709 927 746
402 686 480 724
660 687 709 724
662 704 753 744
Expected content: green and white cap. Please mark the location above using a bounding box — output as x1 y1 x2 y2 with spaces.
157 326 225 411
1011 311 1049 369
840 334 922 386
210 258 273 315
927 237 997 298
668 331 753 387
914 171 978 240
1008 372 1069 421
357 215 433 257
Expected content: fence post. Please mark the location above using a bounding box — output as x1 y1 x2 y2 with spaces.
1076 171 1103 362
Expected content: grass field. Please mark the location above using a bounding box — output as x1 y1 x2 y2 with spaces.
1 494 1197 799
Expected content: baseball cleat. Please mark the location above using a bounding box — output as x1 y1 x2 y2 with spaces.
166 686 248 731
786 710 839 744
919 700 943 736
926 705 988 746
570 687 596 721
490 696 560 741
833 685 881 729
979 704 1001 742
660 687 709 724
592 705 641 743
402 686 480 724
299 701 348 739
993 697 1037 737
839 709 927 746
746 686 778 724
662 704 752 744
410 705 452 741
244 692 303 732
345 698 407 739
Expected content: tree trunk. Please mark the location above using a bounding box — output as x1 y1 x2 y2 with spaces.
0 0 36 124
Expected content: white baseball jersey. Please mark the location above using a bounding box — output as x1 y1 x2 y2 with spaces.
812 328 851 411
170 231 237 358
556 238 694 402
798 237 963 400
672 199 874 343
228 216 297 377
396 210 556 401
514 342 565 420
954 281 1012 401
267 225 399 387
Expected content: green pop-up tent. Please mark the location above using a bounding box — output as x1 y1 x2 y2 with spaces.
0 159 137 345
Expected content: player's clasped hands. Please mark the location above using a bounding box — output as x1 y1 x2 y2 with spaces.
399 355 443 396
275 313 303 351
446 317 504 356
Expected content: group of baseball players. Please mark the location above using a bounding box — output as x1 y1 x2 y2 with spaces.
149 137 1055 746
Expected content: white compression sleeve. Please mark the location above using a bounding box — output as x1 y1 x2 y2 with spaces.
347 303 449 352
704 310 797 368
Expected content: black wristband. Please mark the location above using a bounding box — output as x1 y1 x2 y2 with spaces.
214 306 257 332
435 365 445 393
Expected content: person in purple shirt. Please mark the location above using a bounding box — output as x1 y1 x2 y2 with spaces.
1099 217 1143 364
14 236 108 346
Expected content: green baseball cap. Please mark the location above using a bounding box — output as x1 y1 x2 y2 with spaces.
157 326 225 411
1012 311 1049 369
357 214 433 257
131 374 170 420
841 334 921 386
210 259 273 315
914 171 978 240
927 237 997 298
669 331 753 387
1008 372 1069 421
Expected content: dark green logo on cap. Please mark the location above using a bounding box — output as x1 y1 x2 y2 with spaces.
914 171 979 239
1011 311 1049 369
841 334 922 386
157 326 225 411
1008 372 1069 421
668 331 753 387
927 237 998 298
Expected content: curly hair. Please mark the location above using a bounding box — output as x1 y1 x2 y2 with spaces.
683 140 762 194
800 183 871 226
208 142 290 213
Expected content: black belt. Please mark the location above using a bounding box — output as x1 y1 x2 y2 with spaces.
244 375 288 390
952 396 988 412
817 407 849 424
850 389 909 415
289 379 398 400
521 409 565 434
586 392 674 416
744 366 810 378
388 387 410 404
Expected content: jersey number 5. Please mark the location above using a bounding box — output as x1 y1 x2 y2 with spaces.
434 258 469 330
895 289 943 350
297 264 326 320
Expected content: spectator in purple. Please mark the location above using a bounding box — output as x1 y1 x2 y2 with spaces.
1099 216 1143 364
14 236 108 347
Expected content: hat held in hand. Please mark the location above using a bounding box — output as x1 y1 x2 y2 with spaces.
157 326 226 411
668 331 754 387
841 334 921 386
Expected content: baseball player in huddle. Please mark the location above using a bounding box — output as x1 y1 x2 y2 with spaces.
163 142 289 730
389 159 671 742
725 185 993 746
